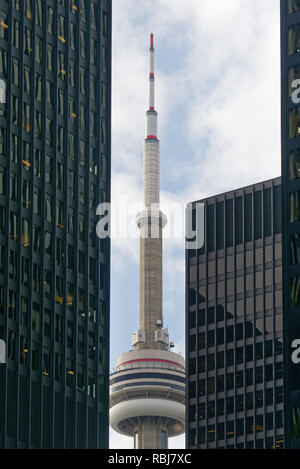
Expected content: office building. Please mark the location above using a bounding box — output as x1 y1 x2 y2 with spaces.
186 177 284 449
0 0 111 448
280 0 300 449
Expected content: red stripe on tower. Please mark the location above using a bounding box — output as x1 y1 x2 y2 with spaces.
150 33 154 49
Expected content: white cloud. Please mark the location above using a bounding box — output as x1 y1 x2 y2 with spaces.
110 0 280 449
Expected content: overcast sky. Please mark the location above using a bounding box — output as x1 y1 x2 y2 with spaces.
109 0 281 449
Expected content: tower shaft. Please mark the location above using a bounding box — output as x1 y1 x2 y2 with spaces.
110 34 185 451
134 33 168 352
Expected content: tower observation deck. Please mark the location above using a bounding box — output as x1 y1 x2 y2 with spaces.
109 34 185 449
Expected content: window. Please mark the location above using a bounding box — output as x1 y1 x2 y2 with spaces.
58 52 66 80
10 212 18 241
289 107 300 138
68 170 75 198
67 283 74 310
24 28 32 56
33 188 41 216
45 155 53 184
13 19 20 48
33 264 40 293
102 47 107 73
12 96 19 124
45 194 52 223
80 30 86 57
79 214 85 241
0 50 7 78
25 0 32 19
244 193 252 242
8 330 16 360
0 128 6 156
32 342 39 371
21 297 28 326
46 119 54 146
24 66 31 95
91 3 97 29
69 59 75 87
35 111 42 140
90 111 96 137
289 24 300 56
36 0 43 27
47 44 53 71
23 103 31 132
58 89 64 116
56 200 64 229
21 257 29 286
33 226 41 254
79 140 85 166
0 166 5 195
216 202 224 250
289 0 300 13
101 82 107 109
68 208 74 236
102 11 108 37
291 276 300 308
290 191 300 223
48 7 54 34
46 80 54 108
235 196 243 245
70 23 76 50
35 36 43 64
57 162 64 191
56 276 63 304
44 309 51 339
35 73 42 102
67 359 74 387
8 290 16 319
69 97 76 121
22 218 30 247
12 59 19 86
80 0 87 21
80 67 86 95
69 133 75 160
55 315 62 344
45 232 52 260
79 176 85 204
0 207 5 234
292 407 300 440
32 303 40 333
91 75 97 102
58 15 65 41
56 238 64 267
80 104 86 131
91 38 97 65
44 270 52 299
43 348 51 376
0 10 8 41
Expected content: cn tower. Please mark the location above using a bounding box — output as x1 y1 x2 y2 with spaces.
109 34 185 449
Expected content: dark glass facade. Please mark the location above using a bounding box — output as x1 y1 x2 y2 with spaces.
186 178 285 449
281 0 300 449
0 0 111 448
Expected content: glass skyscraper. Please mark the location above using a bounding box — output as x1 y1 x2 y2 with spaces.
186 177 285 449
280 0 300 449
0 0 111 448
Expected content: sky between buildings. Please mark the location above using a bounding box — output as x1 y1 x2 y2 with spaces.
109 0 281 449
